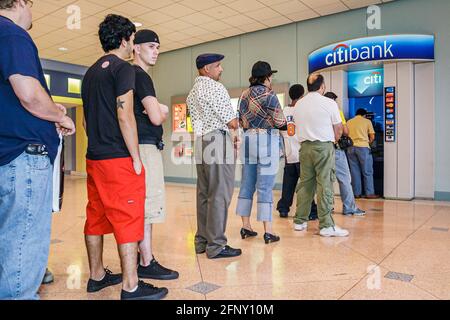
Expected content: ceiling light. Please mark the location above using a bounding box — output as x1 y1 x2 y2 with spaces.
133 22 143 27
58 47 69 51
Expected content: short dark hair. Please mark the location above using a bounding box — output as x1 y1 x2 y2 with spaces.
356 108 367 116
289 84 304 101
249 75 268 86
307 73 324 92
99 14 136 53
324 91 338 101
0 0 18 9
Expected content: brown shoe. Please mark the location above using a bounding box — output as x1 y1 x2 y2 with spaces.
365 195 380 199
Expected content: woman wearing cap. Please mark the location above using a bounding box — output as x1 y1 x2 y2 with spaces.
236 61 287 244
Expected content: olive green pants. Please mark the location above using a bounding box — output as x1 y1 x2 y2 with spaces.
294 141 336 229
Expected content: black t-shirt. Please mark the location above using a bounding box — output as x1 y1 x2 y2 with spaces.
82 54 135 160
134 65 163 142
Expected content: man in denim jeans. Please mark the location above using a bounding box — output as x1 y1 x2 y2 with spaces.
347 108 379 199
0 0 75 300
324 92 365 216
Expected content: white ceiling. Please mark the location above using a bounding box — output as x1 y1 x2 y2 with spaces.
29 0 395 66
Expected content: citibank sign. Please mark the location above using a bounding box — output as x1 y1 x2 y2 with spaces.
308 35 434 73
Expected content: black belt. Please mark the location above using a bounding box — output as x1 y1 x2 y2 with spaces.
139 137 159 145
140 138 164 150
25 144 48 156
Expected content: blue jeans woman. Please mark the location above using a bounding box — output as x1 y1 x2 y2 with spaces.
237 61 287 243
236 130 281 243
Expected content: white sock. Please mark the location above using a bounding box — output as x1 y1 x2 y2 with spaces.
95 272 106 281
128 285 138 293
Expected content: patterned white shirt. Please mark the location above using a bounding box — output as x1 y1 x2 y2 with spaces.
187 76 236 136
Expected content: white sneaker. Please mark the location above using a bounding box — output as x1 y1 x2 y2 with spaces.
353 208 366 216
319 225 349 237
294 222 308 231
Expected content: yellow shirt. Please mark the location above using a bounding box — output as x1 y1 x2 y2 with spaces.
339 110 346 125
347 115 375 148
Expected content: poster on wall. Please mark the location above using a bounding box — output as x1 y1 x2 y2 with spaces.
173 103 187 132
172 103 193 133
385 87 396 142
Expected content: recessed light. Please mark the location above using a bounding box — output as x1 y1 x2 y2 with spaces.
133 22 143 27
58 47 69 51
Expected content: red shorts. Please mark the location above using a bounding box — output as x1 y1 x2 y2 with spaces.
84 157 145 244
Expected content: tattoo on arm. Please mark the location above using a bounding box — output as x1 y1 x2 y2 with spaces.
117 98 125 110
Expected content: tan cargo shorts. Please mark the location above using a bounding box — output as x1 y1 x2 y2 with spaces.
139 144 166 225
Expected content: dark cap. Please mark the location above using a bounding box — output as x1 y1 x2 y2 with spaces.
134 29 160 45
196 53 224 69
356 108 368 116
252 61 277 78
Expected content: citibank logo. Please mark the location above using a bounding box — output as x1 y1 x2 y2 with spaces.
325 41 394 66
309 35 434 74
364 71 382 85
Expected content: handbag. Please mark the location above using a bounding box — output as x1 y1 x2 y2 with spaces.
338 135 353 150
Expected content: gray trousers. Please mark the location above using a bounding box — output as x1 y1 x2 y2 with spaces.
194 130 236 258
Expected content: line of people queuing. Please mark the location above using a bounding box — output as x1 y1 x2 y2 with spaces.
0 1 378 300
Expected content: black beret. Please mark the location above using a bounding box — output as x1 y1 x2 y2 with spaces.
196 53 225 69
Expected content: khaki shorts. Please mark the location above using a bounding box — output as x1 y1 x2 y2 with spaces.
139 144 166 225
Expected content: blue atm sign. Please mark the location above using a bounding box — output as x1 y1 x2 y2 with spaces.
308 35 434 73
348 69 384 97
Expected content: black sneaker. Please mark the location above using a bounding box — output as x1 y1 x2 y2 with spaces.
279 212 289 218
138 258 179 280
87 268 122 293
121 281 168 300
209 245 242 259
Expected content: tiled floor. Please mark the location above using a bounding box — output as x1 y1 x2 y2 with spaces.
39 176 450 300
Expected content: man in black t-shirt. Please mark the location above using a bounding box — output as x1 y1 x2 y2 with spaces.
132 30 179 281
81 15 167 300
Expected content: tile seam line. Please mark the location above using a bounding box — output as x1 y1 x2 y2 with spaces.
409 282 442 300
185 189 207 300
201 277 362 290
337 207 442 299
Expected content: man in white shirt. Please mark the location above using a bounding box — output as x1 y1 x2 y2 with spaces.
187 53 241 259
292 73 349 237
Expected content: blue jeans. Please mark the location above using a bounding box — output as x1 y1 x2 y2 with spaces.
0 152 53 300
236 131 280 222
335 149 358 213
347 146 375 196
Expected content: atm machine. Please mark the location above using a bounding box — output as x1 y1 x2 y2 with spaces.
347 68 384 196
311 35 436 200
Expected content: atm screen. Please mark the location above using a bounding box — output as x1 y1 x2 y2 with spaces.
348 95 384 131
